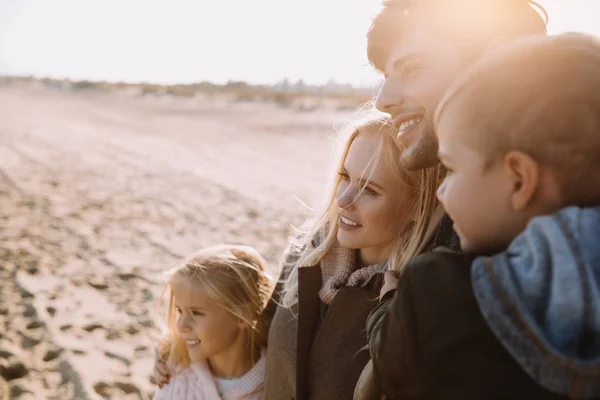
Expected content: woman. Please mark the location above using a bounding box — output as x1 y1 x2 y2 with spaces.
264 114 440 399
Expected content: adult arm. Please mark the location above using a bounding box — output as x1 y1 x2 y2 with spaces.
366 266 420 398
366 250 477 398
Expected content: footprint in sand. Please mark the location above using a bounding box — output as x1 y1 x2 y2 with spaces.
43 347 63 362
93 380 142 399
124 324 140 335
25 320 44 330
105 328 122 341
18 286 34 300
0 357 28 381
82 323 104 332
104 351 131 367
87 277 109 290
21 304 36 318
0 347 13 359
9 383 34 399
20 335 41 349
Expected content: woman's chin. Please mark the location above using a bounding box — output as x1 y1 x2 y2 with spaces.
336 231 361 249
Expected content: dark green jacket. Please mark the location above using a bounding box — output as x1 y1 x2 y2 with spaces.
367 248 569 399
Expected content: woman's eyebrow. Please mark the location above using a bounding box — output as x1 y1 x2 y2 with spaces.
358 177 384 191
343 166 384 191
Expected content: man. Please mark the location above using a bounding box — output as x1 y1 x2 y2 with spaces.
371 0 547 170
355 1 568 399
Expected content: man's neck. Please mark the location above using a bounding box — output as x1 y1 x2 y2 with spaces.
416 204 447 254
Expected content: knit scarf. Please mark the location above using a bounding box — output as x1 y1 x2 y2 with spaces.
318 240 386 305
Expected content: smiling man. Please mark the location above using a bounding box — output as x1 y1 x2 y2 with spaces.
370 0 548 172
357 1 565 399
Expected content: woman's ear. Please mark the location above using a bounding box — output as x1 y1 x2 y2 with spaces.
503 151 540 212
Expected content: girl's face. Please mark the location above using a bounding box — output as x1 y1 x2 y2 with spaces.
173 283 244 364
336 133 413 263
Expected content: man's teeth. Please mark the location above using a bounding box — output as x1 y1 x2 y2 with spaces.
185 340 200 345
398 118 421 133
340 216 359 227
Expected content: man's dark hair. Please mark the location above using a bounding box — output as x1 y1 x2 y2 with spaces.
367 0 548 72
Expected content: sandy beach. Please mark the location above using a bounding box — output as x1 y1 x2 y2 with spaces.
0 84 354 399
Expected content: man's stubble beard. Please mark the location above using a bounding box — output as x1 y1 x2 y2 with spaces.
400 121 440 171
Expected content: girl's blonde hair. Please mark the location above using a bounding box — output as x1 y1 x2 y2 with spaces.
281 113 441 308
159 245 274 370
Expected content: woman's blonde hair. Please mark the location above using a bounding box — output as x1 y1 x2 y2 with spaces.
281 113 441 308
159 245 274 370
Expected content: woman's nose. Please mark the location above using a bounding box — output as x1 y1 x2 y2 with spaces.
337 186 357 209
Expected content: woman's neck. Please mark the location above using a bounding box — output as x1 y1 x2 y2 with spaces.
208 333 260 380
358 245 390 267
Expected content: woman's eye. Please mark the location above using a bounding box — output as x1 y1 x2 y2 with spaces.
192 311 205 317
338 171 349 180
365 187 378 196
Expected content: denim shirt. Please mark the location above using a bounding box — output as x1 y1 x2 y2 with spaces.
472 206 600 399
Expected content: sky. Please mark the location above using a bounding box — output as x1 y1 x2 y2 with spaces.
0 0 599 86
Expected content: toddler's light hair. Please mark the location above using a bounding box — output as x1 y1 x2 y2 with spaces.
435 32 600 205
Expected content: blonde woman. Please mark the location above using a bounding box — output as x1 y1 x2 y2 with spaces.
264 115 440 400
153 245 274 400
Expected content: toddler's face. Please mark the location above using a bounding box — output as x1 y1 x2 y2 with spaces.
435 109 520 255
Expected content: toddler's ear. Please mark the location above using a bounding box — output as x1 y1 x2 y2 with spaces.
503 151 539 212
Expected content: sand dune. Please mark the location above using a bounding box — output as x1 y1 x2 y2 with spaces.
0 85 353 399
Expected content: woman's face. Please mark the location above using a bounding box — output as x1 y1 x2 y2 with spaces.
336 133 413 263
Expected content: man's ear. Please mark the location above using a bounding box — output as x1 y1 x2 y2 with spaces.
503 151 540 212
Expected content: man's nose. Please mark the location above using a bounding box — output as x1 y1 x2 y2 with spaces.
375 76 406 115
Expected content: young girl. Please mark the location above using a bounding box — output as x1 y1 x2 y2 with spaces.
153 244 274 400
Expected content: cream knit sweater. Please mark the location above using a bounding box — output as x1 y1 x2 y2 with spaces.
153 351 266 400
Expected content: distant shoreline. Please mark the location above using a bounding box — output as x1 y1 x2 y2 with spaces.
1 75 378 111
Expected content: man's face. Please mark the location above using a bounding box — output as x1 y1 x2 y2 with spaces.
375 24 464 171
